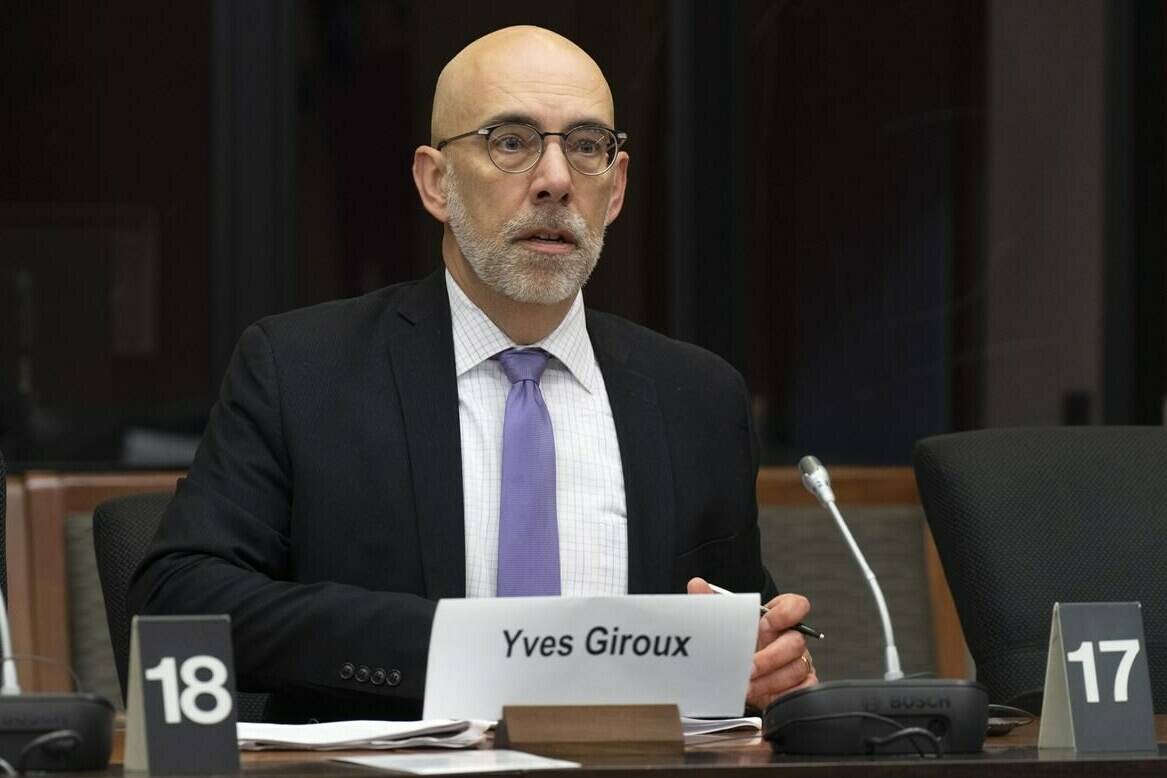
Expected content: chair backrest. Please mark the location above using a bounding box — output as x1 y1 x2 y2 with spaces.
913 427 1167 713
92 492 270 721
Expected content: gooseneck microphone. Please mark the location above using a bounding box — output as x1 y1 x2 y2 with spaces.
799 456 902 681
0 450 16 696
0 588 21 696
0 448 115 771
763 455 989 756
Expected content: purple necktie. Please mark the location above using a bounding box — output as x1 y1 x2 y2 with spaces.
496 348 560 596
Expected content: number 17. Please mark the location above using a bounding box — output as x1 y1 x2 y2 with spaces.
1066 640 1140 703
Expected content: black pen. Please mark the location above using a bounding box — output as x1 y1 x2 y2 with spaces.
707 583 825 639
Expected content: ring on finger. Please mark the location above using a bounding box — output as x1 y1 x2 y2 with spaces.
800 653 814 674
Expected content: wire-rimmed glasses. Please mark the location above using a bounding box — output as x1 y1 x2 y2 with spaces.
436 123 627 175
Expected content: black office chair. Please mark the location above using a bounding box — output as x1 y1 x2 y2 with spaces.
92 492 271 721
913 426 1167 714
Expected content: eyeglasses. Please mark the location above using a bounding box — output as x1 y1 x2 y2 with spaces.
435 123 628 175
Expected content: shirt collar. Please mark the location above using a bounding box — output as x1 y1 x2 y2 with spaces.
445 269 601 393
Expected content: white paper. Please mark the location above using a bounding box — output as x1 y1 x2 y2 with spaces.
424 594 759 720
681 716 761 737
335 749 579 774
236 719 490 750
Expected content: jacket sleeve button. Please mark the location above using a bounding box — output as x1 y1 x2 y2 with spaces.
386 668 402 687
355 665 371 683
339 662 355 680
370 668 387 686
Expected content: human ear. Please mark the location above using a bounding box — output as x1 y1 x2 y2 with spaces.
412 146 449 222
603 150 630 225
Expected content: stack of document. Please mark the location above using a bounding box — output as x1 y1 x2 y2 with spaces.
237 719 491 750
237 715 758 753
336 751 579 774
681 716 761 737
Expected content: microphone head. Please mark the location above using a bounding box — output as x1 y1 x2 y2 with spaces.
798 455 836 505
798 455 824 478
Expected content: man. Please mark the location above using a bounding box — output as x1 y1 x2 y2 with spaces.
129 25 816 722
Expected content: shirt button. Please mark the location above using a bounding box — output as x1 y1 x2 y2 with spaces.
355 665 371 683
386 669 402 687
370 668 387 686
339 662 355 680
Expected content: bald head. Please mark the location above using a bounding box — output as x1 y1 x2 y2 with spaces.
430 26 615 145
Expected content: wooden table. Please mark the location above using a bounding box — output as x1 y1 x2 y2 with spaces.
92 718 1167 777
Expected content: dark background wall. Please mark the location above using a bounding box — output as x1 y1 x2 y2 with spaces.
0 0 1163 469
1 2 211 462
742 0 984 463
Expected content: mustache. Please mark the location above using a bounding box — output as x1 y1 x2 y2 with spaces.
501 208 587 243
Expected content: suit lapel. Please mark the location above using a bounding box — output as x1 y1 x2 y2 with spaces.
587 312 676 594
387 270 466 599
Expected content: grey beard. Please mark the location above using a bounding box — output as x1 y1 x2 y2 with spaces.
445 167 605 305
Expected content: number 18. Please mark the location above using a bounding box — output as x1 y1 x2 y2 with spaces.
144 655 233 724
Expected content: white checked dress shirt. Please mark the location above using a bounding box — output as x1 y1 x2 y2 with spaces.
445 271 628 597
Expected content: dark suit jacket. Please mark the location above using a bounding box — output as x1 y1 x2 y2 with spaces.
128 269 777 721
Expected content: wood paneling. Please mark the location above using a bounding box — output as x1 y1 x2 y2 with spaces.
6 467 967 691
14 471 181 691
757 466 920 507
4 477 35 687
925 525 970 679
757 466 969 679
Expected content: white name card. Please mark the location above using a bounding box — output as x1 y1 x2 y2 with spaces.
423 594 759 721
